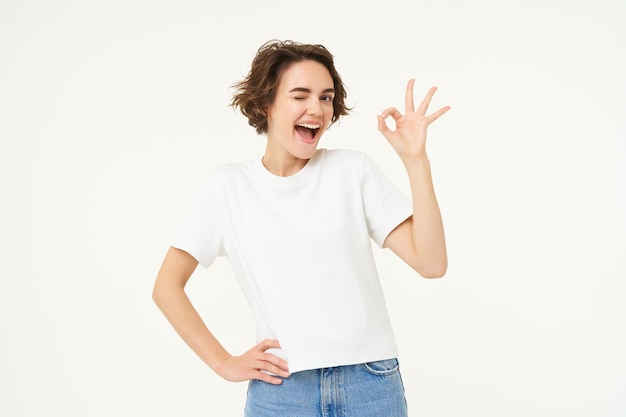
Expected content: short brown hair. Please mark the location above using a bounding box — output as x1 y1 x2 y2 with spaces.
231 40 351 134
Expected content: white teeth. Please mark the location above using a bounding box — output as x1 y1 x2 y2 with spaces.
297 123 321 129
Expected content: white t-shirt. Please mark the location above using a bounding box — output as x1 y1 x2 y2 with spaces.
172 148 412 373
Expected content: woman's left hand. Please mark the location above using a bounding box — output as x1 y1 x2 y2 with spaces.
377 79 450 160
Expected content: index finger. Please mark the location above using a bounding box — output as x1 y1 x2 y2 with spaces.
417 86 438 115
405 78 415 113
260 352 290 373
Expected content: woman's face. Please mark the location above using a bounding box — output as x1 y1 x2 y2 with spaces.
265 60 335 166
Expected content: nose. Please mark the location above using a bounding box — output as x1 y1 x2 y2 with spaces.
307 98 323 116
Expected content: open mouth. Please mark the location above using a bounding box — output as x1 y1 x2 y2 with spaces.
295 123 321 142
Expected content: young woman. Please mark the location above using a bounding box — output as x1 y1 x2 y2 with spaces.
153 39 449 417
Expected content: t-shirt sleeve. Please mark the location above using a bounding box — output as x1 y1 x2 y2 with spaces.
359 153 412 247
171 175 226 268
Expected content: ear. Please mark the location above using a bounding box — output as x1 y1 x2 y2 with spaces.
261 104 271 121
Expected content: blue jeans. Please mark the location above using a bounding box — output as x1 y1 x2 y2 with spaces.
244 358 408 417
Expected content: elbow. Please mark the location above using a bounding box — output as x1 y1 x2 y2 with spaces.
419 268 447 279
416 259 448 279
420 268 446 279
152 285 162 306
152 281 168 307
152 276 187 308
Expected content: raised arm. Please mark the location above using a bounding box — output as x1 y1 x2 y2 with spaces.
152 246 290 383
377 80 449 278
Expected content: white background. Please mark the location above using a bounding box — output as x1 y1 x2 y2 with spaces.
1 0 624 416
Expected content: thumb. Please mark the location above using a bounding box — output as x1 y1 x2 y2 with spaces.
256 338 281 352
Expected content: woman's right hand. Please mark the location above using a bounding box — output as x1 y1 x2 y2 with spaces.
215 339 290 385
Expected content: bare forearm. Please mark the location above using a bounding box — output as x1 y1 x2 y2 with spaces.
377 81 449 277
153 247 289 384
403 155 447 277
152 282 229 372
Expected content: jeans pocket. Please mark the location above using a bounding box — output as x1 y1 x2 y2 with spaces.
362 358 400 376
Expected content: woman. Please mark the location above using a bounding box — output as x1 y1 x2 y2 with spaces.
153 39 449 416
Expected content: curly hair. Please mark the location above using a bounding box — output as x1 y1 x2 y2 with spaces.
230 40 351 135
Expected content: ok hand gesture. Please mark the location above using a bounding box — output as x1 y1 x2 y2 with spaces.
377 79 450 160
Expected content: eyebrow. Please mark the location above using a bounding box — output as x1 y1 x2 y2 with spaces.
289 87 335 94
